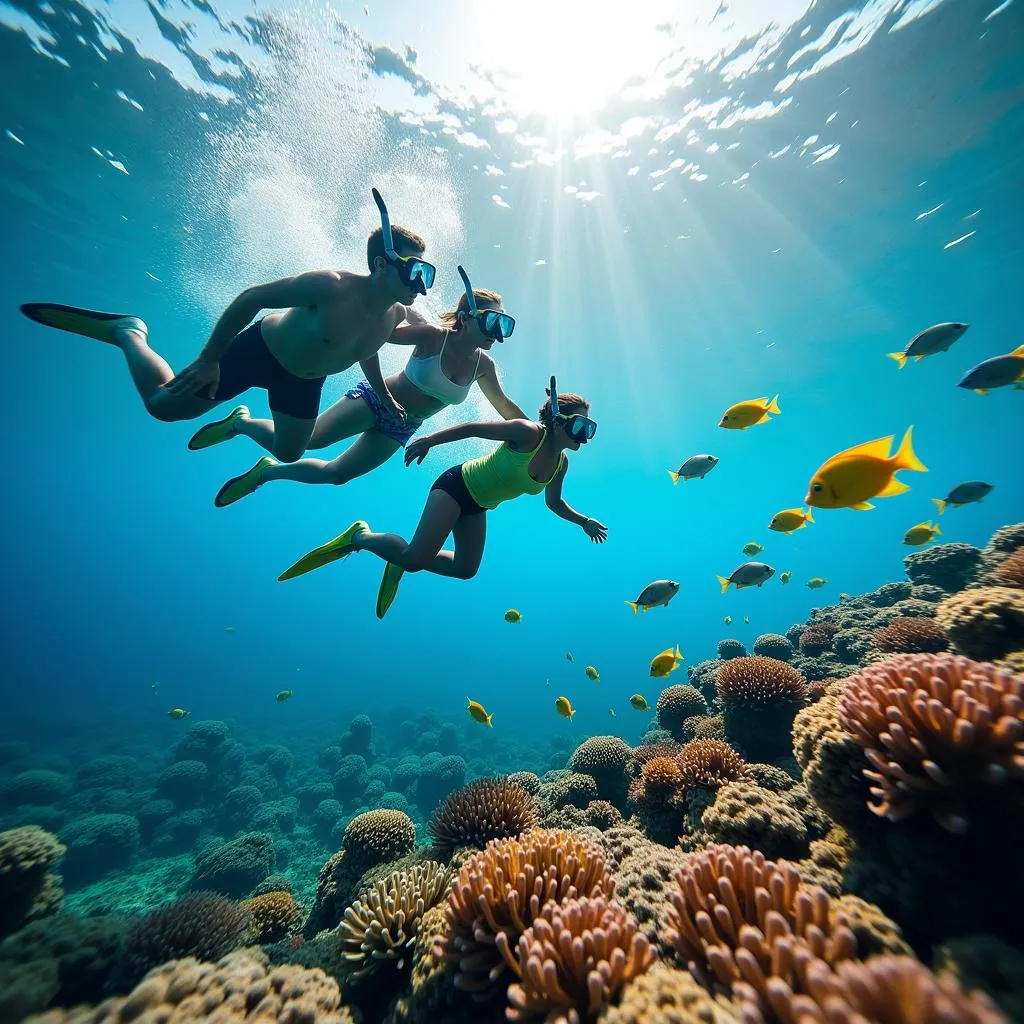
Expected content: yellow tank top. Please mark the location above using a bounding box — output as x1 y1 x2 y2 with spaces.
461 429 566 510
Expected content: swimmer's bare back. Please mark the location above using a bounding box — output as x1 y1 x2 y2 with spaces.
261 272 407 380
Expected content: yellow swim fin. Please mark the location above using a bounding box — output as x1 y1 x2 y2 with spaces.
376 562 405 619
189 405 250 451
876 477 911 498
279 520 368 581
852 502 875 511
215 455 276 508
21 302 146 344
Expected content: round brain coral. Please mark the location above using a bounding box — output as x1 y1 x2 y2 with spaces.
904 542 983 591
506 771 542 795
936 586 1024 661
872 615 950 654
499 896 657 1022
428 777 536 857
677 740 748 790
837 653 1024 833
631 757 684 806
0 826 65 939
752 633 794 661
798 622 840 657
343 809 417 874
717 639 747 661
715 657 809 709
437 829 614 999
656 685 709 740
568 736 630 800
667 843 857 1016
338 861 451 978
239 889 301 943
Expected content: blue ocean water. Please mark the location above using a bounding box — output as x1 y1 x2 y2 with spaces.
0 0 1021 900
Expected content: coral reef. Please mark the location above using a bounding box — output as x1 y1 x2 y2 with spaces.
190 831 276 899
871 615 949 653
600 964 742 1023
935 586 1024 661
428 777 537 856
716 639 747 661
240 890 302 943
837 653 1024 833
0 826 65 940
58 815 138 887
798 622 840 657
567 736 630 802
904 542 983 591
751 633 793 661
656 686 709 741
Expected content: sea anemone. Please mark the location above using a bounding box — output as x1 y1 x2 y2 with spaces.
499 896 657 1022
429 778 537 858
437 829 614 999
871 615 950 654
837 653 1024 833
677 740 748 790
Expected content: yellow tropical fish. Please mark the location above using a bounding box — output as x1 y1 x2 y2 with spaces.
585 666 600 681
650 644 684 678
629 694 650 711
719 395 780 430
903 520 941 546
724 615 732 625
555 696 576 719
167 708 190 720
806 428 926 510
742 542 764 556
769 507 815 533
780 571 793 585
275 689 294 703
467 698 493 727
806 577 828 590
565 651 574 663
504 609 522 623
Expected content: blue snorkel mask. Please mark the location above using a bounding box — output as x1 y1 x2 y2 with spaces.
456 265 515 341
371 187 436 296
547 375 598 444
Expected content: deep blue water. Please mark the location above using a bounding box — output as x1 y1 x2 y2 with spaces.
0 0 1021 767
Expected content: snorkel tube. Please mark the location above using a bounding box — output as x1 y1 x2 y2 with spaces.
371 187 397 259
457 265 478 318
371 187 430 296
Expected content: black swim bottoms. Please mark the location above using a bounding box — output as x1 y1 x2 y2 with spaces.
430 464 485 516
212 319 326 421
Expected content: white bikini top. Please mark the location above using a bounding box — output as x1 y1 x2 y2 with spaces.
405 332 482 406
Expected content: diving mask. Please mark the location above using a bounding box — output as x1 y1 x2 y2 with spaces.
457 265 515 341
371 187 436 295
548 375 597 443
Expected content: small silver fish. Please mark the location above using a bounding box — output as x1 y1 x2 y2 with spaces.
668 454 719 484
932 481 993 515
957 346 1024 393
717 562 775 593
626 580 680 615
888 322 969 368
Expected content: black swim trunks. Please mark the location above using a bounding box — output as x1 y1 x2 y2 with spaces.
212 319 326 420
430 464 485 516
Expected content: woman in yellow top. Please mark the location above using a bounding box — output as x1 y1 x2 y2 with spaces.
278 378 607 617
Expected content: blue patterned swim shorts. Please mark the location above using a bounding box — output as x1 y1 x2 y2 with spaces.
344 379 423 446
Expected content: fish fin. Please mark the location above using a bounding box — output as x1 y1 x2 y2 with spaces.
852 501 875 511
674 644 683 660
893 426 927 473
766 394 781 414
876 477 911 498
1011 344 1024 356
831 435 895 462
972 388 988 395
625 601 640 616
668 470 680 485
931 498 946 516
716 575 732 594
887 351 908 369
486 715 493 728
804 507 814 524
914 355 925 362
933 522 941 536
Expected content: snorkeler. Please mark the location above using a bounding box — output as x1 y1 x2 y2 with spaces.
278 378 607 618
210 266 527 507
19 189 434 462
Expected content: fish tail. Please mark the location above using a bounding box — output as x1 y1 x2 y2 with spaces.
933 522 941 536
674 644 683 660
766 394 781 414
486 714 493 728
893 426 927 473
887 351 908 369
804 507 814 524
1011 343 1024 356
716 575 732 594
931 498 946 517
667 470 680 485
625 600 640 616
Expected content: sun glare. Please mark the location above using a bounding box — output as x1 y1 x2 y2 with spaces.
469 0 674 118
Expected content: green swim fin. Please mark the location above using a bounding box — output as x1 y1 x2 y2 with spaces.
189 405 250 451
376 562 405 619
20 302 146 344
278 520 369 581
215 455 277 508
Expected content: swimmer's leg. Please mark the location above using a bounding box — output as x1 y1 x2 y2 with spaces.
234 395 376 453
261 431 400 486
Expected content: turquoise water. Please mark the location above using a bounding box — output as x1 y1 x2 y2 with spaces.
1 1 1021 777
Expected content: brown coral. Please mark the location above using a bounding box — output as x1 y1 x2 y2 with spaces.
657 685 709 740
626 743 681 778
338 861 450 978
837 653 1024 832
666 843 857 1011
714 658 809 709
699 783 811 861
935 586 1024 661
798 622 840 657
991 546 1024 588
599 964 743 1023
25 950 356 1023
429 778 537 857
239 890 302 943
632 757 683 803
343 809 417 873
437 829 614 999
499 896 656 1022
677 740 747 790
0 826 65 940
567 736 630 800
872 615 950 653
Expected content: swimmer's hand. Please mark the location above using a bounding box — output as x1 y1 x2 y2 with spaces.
381 391 407 422
168 357 220 399
582 518 608 544
405 437 432 466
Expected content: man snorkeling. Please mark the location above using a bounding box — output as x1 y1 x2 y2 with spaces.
278 376 607 618
20 189 432 462
209 265 526 507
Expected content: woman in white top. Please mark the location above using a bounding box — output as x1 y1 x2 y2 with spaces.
209 271 525 506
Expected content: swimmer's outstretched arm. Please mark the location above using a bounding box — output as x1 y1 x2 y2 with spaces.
477 363 527 420
404 419 538 465
544 459 607 543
